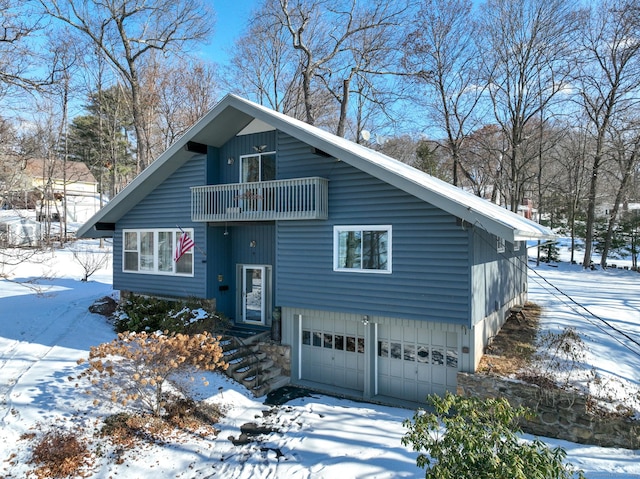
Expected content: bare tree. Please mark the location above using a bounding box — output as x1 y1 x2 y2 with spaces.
0 0 54 101
548 121 592 264
403 0 485 186
71 242 110 281
44 32 82 244
148 57 219 152
226 5 305 117
599 122 640 268
459 124 507 200
38 0 213 173
476 0 579 212
275 0 408 137
575 0 640 268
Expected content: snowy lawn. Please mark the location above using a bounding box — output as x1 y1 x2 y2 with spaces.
0 241 638 478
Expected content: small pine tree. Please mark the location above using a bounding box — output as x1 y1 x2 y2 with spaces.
540 241 560 263
75 331 227 416
402 393 585 479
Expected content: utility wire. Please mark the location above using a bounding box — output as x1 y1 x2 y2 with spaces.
526 264 640 359
469 217 640 358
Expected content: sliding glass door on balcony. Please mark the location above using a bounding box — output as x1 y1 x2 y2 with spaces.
240 153 275 183
239 153 276 212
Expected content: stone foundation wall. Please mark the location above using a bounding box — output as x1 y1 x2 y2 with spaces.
257 341 291 377
458 372 639 449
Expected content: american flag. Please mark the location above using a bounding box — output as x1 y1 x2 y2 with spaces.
174 232 195 262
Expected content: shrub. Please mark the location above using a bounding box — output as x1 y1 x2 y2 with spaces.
162 393 224 434
29 428 90 479
75 331 227 417
70 244 110 281
402 393 585 479
114 294 231 335
518 326 588 391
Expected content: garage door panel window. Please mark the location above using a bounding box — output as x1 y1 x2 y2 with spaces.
417 346 429 363
303 329 365 354
447 349 458 368
334 225 392 273
379 341 451 366
404 343 416 361
378 340 388 357
432 348 444 366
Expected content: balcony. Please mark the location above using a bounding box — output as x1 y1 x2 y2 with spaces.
191 177 329 222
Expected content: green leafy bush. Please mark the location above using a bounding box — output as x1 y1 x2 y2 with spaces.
114 294 230 335
402 393 585 479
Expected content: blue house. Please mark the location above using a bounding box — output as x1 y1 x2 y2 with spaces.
78 94 553 403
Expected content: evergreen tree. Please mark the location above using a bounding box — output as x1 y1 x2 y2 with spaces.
67 86 135 198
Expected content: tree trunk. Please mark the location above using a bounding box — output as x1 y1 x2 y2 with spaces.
582 154 600 269
600 147 638 268
336 78 351 138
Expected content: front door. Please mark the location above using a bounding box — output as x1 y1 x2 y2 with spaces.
242 265 265 324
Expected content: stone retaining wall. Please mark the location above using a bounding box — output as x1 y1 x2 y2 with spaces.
458 372 639 449
256 341 291 377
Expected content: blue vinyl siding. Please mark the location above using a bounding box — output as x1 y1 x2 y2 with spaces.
216 131 277 184
275 132 471 325
470 229 528 325
113 154 207 298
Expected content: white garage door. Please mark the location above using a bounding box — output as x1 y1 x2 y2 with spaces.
377 325 458 402
300 316 365 391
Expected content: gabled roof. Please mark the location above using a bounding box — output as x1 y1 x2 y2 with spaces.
77 94 554 242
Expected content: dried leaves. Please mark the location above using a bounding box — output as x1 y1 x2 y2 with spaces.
74 331 227 416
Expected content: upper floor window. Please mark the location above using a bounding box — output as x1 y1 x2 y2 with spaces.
123 228 194 276
334 225 392 273
496 236 506 253
240 152 275 183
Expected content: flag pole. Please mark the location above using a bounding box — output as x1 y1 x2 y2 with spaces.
177 225 207 257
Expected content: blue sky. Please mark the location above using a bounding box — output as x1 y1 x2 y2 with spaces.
205 0 261 64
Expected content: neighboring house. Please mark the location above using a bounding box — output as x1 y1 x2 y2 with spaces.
78 94 553 404
21 158 101 224
0 212 42 247
596 202 640 219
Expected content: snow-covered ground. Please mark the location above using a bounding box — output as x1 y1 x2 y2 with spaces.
0 240 638 478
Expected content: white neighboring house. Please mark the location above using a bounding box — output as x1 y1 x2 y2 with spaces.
22 159 102 225
0 212 42 247
595 202 640 218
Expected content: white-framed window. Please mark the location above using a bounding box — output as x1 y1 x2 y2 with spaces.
496 236 506 253
333 225 392 273
123 228 194 276
514 240 520 251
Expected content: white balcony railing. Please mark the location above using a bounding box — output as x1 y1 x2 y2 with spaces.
191 177 329 222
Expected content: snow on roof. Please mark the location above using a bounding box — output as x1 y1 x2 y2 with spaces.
78 94 554 242
235 95 554 242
